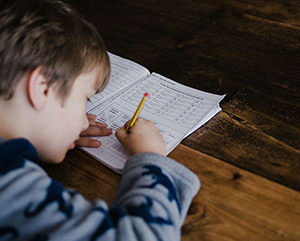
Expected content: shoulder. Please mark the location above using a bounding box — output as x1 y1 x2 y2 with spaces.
0 138 52 208
0 138 39 175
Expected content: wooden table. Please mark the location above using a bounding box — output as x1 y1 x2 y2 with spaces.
42 0 300 240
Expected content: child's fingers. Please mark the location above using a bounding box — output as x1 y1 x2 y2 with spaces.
115 124 128 143
87 114 108 128
86 113 97 120
75 137 101 147
87 117 107 128
123 120 131 132
80 126 112 137
115 119 142 145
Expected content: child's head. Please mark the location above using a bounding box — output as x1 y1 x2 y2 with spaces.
0 0 110 101
0 0 110 163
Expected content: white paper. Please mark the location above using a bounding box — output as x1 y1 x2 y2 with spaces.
81 53 225 173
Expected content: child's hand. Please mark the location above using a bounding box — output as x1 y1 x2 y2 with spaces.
75 114 112 147
115 118 166 156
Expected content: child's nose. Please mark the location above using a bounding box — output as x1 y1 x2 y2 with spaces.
82 115 89 131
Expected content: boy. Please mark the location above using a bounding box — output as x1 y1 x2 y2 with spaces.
0 0 200 240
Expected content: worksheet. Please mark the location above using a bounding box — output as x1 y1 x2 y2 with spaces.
86 53 149 111
81 53 225 173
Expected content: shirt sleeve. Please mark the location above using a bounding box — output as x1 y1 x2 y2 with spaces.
0 152 200 241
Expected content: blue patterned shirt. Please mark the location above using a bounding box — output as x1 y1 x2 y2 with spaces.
0 138 200 240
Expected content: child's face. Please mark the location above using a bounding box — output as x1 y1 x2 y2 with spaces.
38 67 100 164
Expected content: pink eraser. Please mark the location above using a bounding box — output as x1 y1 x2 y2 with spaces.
144 93 149 97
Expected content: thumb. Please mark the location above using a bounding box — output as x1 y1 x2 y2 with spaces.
115 126 127 142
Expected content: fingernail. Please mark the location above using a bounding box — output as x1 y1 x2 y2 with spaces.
98 123 107 128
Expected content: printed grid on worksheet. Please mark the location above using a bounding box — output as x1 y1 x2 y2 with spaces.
120 79 215 129
87 61 145 110
89 77 217 157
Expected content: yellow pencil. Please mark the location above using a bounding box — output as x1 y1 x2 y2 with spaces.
126 93 149 132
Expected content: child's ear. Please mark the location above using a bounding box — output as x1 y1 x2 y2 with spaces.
27 67 50 111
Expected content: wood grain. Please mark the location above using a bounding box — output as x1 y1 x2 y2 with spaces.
169 145 300 241
182 111 300 191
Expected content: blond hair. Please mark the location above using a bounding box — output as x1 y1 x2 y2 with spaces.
0 0 110 100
